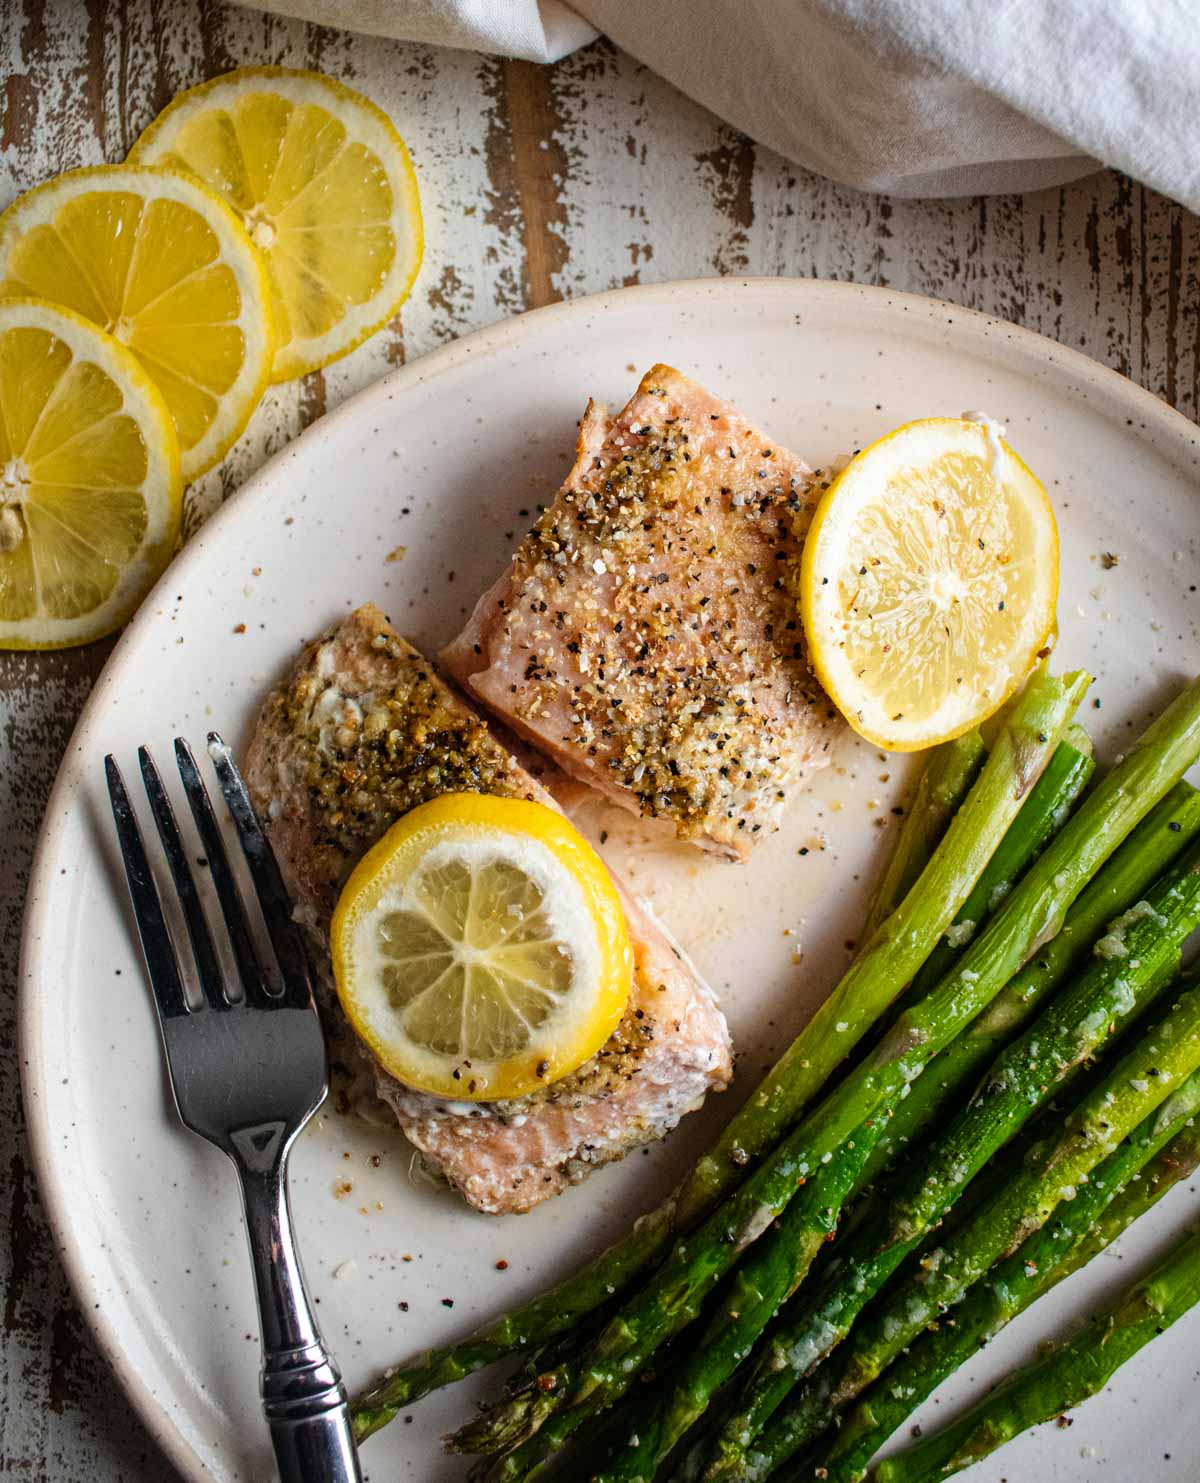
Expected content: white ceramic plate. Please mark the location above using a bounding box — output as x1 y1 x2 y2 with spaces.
21 280 1200 1483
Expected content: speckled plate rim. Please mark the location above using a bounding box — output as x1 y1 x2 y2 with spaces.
19 275 1200 1483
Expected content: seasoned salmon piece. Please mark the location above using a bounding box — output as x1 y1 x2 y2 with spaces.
244 603 731 1216
442 364 842 861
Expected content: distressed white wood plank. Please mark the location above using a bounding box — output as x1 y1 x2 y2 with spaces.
1 3 1197 1479
547 42 1199 422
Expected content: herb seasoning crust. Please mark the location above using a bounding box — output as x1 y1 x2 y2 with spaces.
443 364 842 860
244 603 732 1214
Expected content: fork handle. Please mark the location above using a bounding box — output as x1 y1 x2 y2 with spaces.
235 1142 363 1482
262 1341 361 1483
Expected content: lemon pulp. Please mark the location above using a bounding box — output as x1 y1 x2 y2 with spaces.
332 794 631 1101
0 297 181 649
130 67 423 382
799 417 1058 751
0 165 274 481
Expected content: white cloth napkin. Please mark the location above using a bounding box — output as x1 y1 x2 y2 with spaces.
244 0 596 61
241 0 1200 210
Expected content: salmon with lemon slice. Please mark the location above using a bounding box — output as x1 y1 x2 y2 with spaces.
442 364 842 861
244 603 731 1215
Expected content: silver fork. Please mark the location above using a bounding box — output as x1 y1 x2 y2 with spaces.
105 734 362 1483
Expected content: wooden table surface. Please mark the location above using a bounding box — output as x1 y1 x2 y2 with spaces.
2 1 1198 1476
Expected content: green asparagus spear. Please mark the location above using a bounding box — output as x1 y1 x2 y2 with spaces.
867 1223 1200 1483
678 667 1089 1228
847 733 1093 1082
750 968 1200 1481
595 739 1103 1482
806 1065 1200 1483
859 731 987 942
352 669 1086 1440
451 741 1000 1462
487 676 1200 1481
842 733 1096 1103
477 673 1092 1478
591 1124 882 1483
444 741 984 1459
351 1204 667 1439
904 727 1093 999
451 1132 888 1464
702 839 1200 1480
1048 1090 1200 1285
446 745 1098 1463
450 1342 586 1457
863 781 1200 1184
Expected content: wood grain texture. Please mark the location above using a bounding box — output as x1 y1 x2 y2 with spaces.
0 2 1197 1477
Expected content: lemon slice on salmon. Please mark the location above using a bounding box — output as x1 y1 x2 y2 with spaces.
799 417 1059 751
129 66 423 383
0 165 274 483
0 297 181 649
331 794 632 1102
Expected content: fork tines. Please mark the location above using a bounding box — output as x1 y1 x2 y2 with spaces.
105 735 313 1019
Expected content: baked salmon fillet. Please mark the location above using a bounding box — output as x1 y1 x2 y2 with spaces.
442 364 842 861
244 603 732 1215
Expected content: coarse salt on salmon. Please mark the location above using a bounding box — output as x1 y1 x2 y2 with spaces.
244 603 731 1215
442 364 842 861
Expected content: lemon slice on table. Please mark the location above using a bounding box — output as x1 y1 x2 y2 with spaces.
799 417 1058 752
0 297 181 649
331 794 632 1102
129 66 423 383
0 165 274 482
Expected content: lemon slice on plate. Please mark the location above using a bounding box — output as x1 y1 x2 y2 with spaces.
799 417 1058 751
331 793 632 1102
0 164 274 482
0 297 181 649
129 66 423 383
